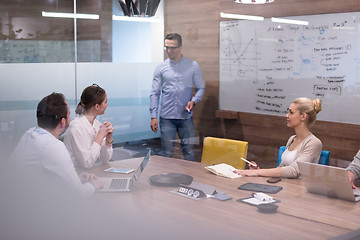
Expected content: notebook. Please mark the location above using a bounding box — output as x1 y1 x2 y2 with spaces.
97 149 151 192
205 163 242 179
298 161 360 202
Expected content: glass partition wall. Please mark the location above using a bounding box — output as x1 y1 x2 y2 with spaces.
0 0 163 158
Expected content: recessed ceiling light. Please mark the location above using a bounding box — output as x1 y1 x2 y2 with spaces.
42 11 99 19
220 12 264 21
271 17 309 26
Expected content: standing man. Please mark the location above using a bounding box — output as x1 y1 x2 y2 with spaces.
150 33 205 161
9 93 103 197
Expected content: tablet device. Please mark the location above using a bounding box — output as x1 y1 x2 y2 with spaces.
238 183 283 194
212 193 232 201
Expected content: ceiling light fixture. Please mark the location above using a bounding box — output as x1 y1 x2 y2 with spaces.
220 12 264 21
235 0 274 4
41 11 99 19
271 17 308 26
118 0 161 17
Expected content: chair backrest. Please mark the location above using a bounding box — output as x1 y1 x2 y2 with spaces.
277 146 330 166
201 137 248 170
318 150 330 165
277 146 286 167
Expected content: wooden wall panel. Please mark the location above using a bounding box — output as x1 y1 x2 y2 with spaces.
165 0 360 165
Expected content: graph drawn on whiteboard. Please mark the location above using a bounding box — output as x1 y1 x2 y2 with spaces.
220 22 259 81
219 12 360 125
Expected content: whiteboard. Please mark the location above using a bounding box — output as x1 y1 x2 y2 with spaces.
219 12 360 125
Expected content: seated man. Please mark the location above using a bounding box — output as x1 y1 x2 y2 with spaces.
9 92 103 197
347 150 360 189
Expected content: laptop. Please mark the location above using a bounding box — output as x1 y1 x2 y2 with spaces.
97 149 151 192
298 162 360 202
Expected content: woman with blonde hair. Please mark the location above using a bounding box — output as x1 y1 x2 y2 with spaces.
64 84 114 169
234 97 322 178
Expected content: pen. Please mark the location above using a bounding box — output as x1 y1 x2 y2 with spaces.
240 157 257 167
185 107 191 114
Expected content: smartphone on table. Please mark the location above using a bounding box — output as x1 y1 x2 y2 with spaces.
267 177 281 184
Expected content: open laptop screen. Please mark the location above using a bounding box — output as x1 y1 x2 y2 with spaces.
298 161 359 202
134 149 151 180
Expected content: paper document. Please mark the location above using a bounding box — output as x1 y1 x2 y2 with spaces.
205 163 241 179
241 197 277 205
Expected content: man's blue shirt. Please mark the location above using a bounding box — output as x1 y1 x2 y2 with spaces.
150 56 205 119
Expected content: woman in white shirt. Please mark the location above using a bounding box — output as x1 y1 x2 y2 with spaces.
64 84 114 169
234 97 322 178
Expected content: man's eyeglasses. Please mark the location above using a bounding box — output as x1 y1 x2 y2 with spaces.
164 46 179 51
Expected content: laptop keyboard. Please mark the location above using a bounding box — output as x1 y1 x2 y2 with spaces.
110 179 128 190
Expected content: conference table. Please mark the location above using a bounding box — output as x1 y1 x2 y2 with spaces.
88 155 360 240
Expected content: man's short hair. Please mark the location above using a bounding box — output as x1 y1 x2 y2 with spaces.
37 93 67 129
165 33 182 46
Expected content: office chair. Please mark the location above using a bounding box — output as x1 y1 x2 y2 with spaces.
277 146 330 166
201 137 248 170
318 150 330 165
277 146 286 167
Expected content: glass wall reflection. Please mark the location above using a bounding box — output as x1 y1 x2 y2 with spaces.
0 0 163 158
